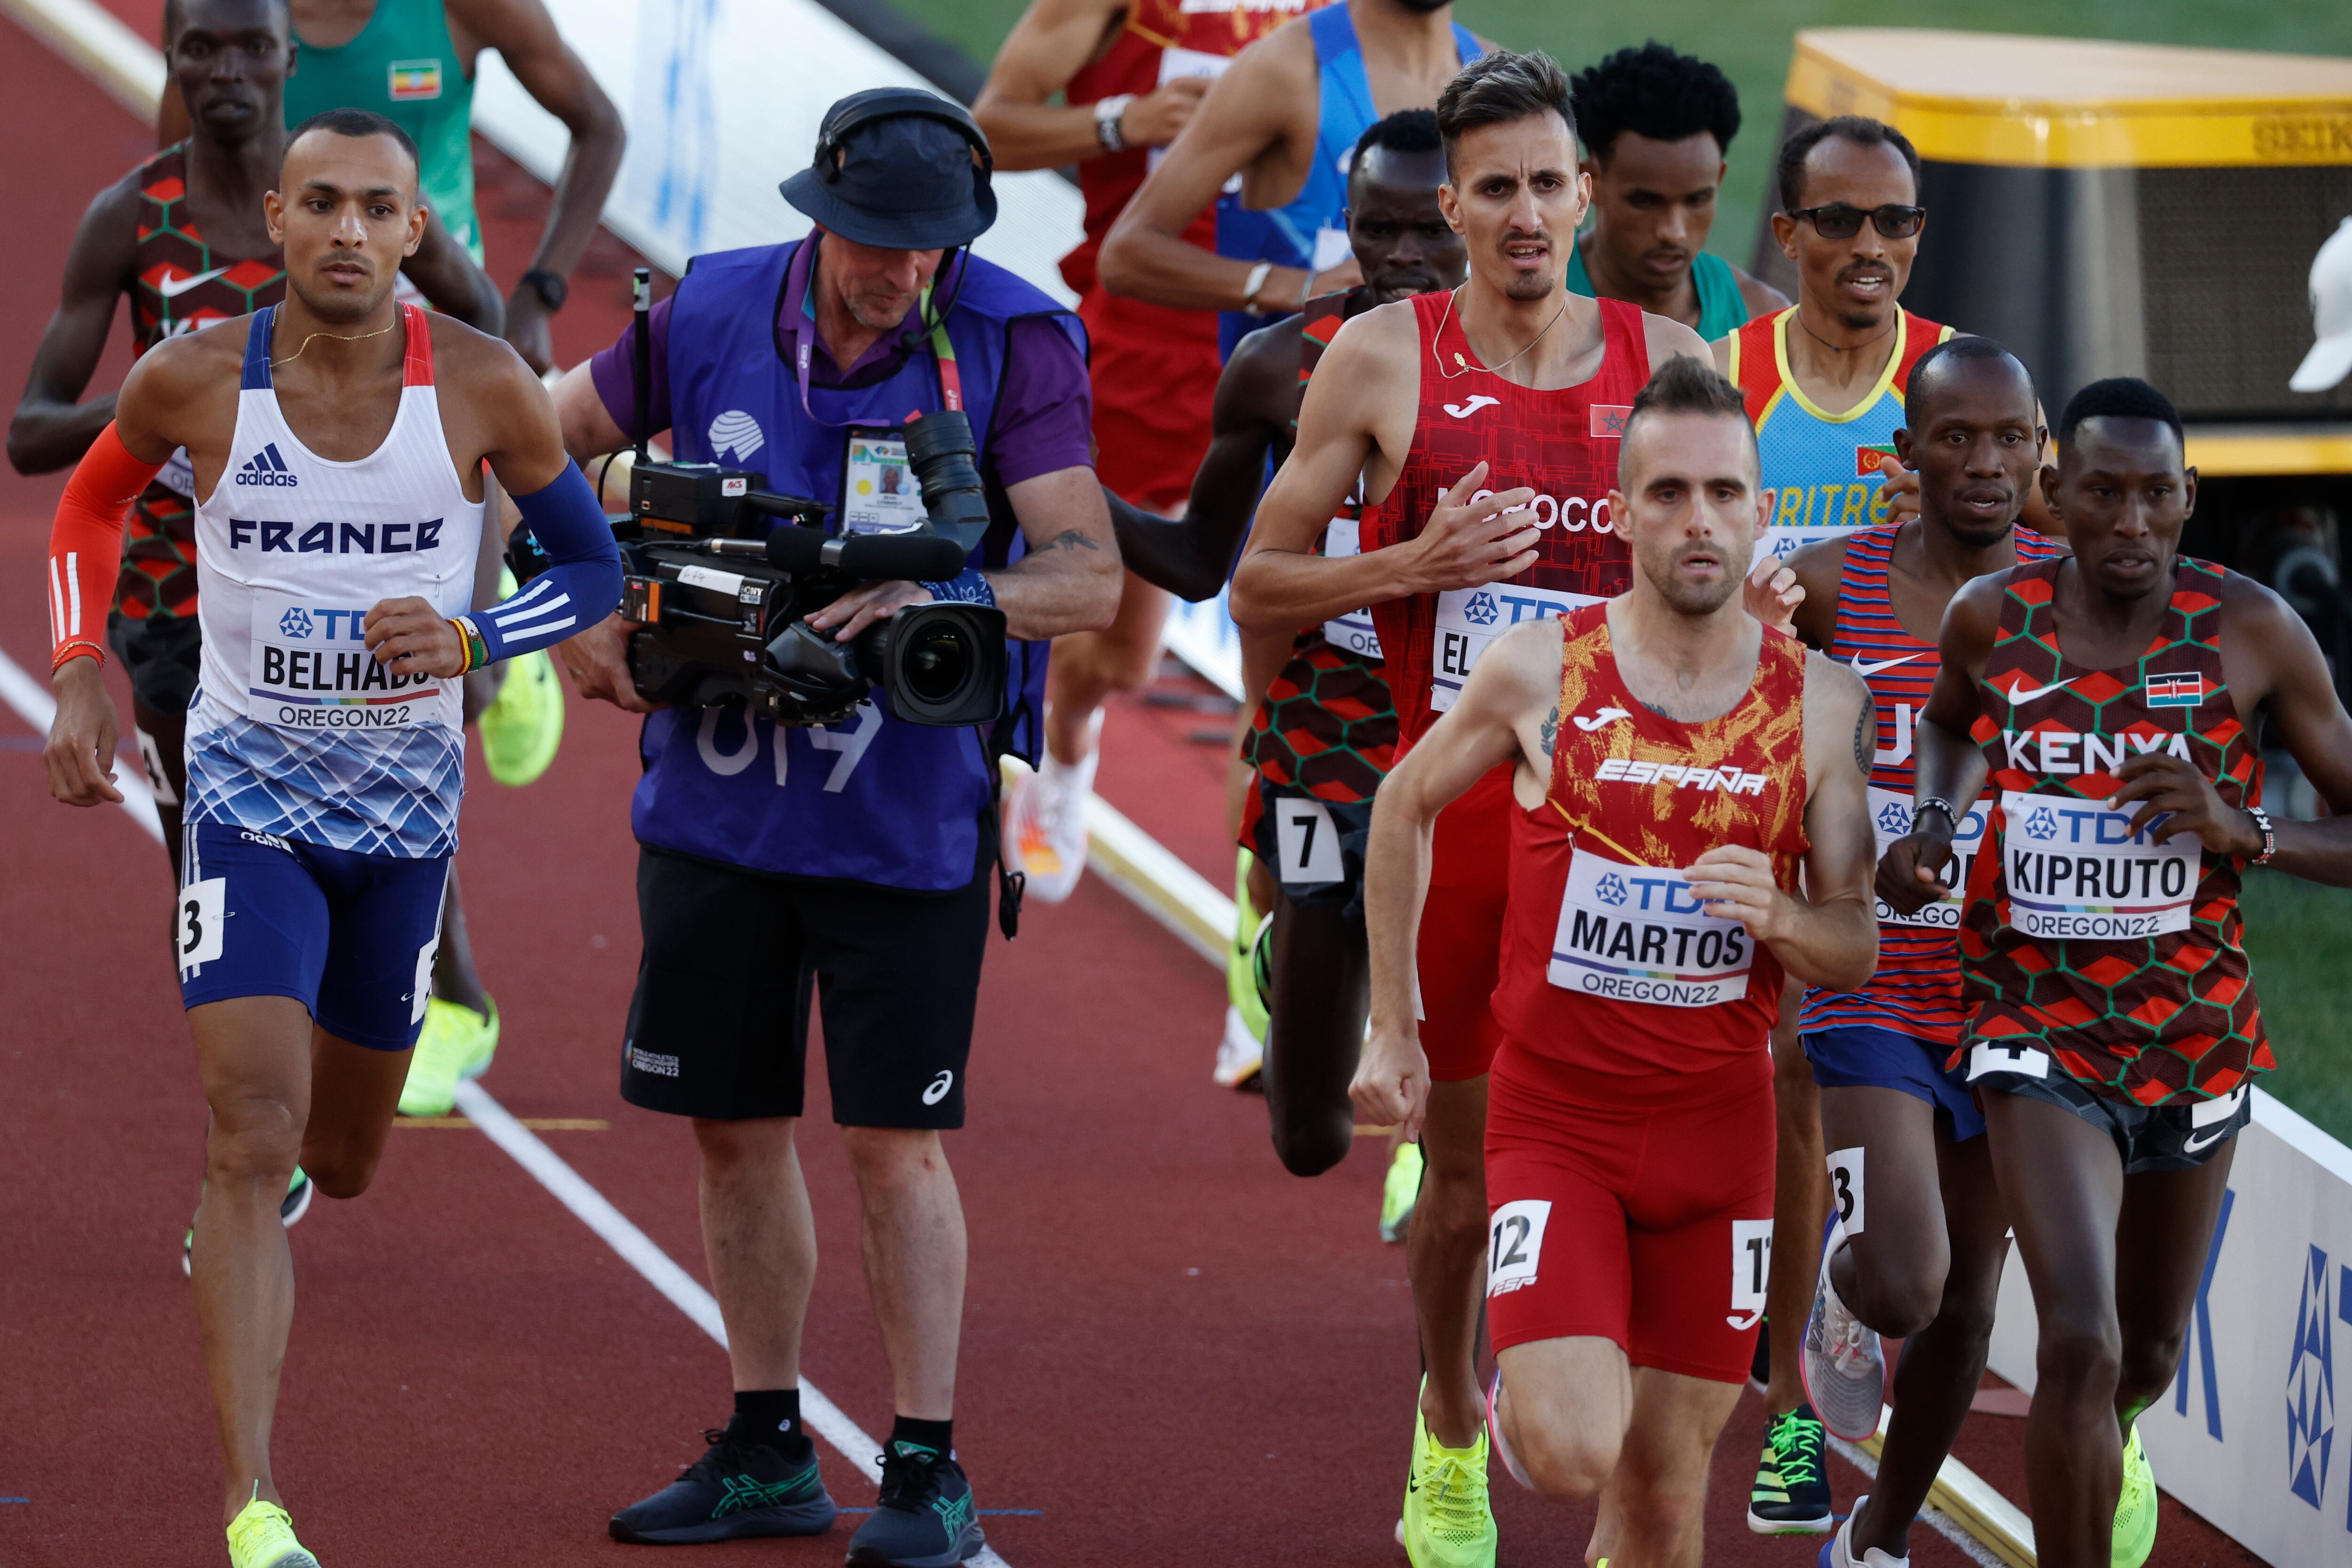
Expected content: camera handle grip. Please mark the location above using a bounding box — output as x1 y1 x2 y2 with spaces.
763 525 968 581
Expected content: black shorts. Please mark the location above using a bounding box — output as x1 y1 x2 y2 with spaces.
1248 782 1374 922
1960 1042 2253 1172
107 611 204 716
621 846 991 1128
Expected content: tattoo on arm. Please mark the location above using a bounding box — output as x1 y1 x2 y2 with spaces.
1539 702 1558 758
1045 528 1102 552
1852 697 1875 777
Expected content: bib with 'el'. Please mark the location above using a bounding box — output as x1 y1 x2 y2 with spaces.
1547 844 1754 1007
245 590 448 731
1319 516 1382 658
1868 786 1989 930
1430 583 1600 712
1999 790 2201 940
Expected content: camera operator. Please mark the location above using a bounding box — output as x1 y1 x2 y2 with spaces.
549 89 1117 1562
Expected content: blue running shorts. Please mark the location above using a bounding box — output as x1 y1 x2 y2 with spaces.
1802 1024 1985 1142
175 821 449 1050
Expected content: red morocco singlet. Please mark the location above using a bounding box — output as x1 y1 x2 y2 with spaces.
1494 605 1811 1073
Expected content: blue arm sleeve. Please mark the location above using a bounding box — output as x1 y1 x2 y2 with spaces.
467 460 624 664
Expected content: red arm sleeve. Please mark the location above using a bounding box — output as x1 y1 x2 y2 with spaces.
47 422 163 670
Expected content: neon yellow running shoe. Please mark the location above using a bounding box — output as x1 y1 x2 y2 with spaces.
1380 1139 1423 1244
397 996 500 1117
228 1489 319 1568
478 568 565 787
1214 851 1267 1089
1401 1385 1496 1568
2113 1423 2157 1568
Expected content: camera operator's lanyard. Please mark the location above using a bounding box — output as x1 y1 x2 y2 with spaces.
792 281 963 425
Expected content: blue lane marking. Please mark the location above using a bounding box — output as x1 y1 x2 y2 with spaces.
833 1508 1041 1517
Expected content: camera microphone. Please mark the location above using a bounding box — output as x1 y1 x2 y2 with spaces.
763 525 969 581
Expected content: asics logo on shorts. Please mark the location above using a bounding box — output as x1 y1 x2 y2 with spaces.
922 1070 954 1106
1593 755 1770 795
232 442 299 487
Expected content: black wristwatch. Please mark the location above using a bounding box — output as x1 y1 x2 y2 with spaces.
519 267 569 312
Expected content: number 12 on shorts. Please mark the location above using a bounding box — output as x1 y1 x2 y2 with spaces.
1275 797 1343 885
1486 1199 1550 1297
178 877 226 971
1728 1218 1772 1331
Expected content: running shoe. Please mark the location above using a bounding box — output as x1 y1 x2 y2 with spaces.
844 1439 984 1566
1401 1378 1497 1567
183 1169 314 1278
608 1416 838 1544
480 652 565 786
1381 1139 1424 1244
1801 1236 1886 1442
227 1488 319 1568
395 996 500 1118
1818 1495 1907 1568
1214 852 1267 1088
2113 1423 2157 1568
1000 743 1095 905
1748 1403 1833 1533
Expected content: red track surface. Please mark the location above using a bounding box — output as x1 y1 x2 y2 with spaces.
0 14 2263 1565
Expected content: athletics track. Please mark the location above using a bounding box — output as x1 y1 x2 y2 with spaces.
0 8 2264 1563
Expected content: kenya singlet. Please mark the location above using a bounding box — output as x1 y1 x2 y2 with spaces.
1494 605 1810 1070
1726 306 1951 560
1363 290 1649 748
1798 522 2064 1043
184 304 486 859
1958 556 2271 1104
120 143 287 623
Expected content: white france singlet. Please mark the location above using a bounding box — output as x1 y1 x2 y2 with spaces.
184 303 485 858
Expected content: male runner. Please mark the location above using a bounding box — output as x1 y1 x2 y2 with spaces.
1232 52 1707 1565
1883 376 2352 1568
1564 43 1784 338
1778 338 2069 1558
1358 354 1877 1568
42 110 619 1567
977 0 1326 905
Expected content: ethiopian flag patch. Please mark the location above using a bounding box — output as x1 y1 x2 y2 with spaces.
389 60 442 101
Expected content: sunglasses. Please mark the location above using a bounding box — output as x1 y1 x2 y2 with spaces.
1787 203 1926 240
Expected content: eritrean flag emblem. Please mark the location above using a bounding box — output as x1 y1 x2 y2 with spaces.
2145 671 2204 708
389 60 442 100
1855 443 1899 478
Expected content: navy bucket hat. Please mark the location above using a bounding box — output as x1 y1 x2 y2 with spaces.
779 88 998 251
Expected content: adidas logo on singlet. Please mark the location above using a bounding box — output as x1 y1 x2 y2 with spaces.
232 443 299 488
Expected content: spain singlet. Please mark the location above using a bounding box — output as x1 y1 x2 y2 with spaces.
120 143 287 622
1363 290 1648 749
184 305 485 859
1957 556 2270 1105
1797 522 2065 1044
1726 306 1951 561
1494 605 1810 1071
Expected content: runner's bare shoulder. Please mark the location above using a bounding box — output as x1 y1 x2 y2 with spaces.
1634 310 1709 369
116 314 252 450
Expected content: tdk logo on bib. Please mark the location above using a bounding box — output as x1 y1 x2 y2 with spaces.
249 598 438 729
708 410 765 462
232 442 300 487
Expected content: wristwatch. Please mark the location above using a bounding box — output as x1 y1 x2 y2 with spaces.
519 268 569 312
1093 95 1135 154
1240 261 1273 317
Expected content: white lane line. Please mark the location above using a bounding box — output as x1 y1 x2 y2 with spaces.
0 642 1012 1562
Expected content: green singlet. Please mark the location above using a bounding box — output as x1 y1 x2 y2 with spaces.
282 0 481 261
1565 237 1750 342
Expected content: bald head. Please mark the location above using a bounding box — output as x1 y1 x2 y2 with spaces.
1894 336 2043 545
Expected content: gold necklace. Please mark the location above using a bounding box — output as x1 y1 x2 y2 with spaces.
1431 284 1569 380
270 318 397 368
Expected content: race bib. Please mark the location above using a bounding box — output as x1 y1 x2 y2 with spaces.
245 591 445 731
1319 517 1382 659
1154 48 1235 182
1430 583 1601 712
157 446 199 501
1868 786 1988 929
841 431 926 535
1998 790 2201 940
1547 844 1754 1007
1273 796 1343 885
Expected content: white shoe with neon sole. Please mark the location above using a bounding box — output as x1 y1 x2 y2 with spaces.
1001 746 1096 904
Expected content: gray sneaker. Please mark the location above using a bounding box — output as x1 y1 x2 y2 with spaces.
846 1442 984 1567
1801 1250 1885 1442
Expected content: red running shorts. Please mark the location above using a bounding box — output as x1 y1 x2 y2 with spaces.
1077 287 1218 516
1484 1038 1776 1384
1417 765 1512 1082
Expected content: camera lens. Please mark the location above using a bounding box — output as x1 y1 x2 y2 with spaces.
904 622 972 703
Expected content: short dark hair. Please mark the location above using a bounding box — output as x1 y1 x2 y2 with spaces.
165 0 290 48
1620 355 1756 461
1904 334 2036 416
1774 115 1921 212
286 108 422 184
1435 51 1577 178
1351 108 1442 173
2057 377 2185 450
1569 43 1740 162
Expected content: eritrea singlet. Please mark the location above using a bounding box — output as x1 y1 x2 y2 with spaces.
184 304 485 858
1797 522 2065 1044
120 143 287 623
1363 290 1648 749
1726 306 1951 560
1957 556 2271 1105
1565 243 1750 342
281 0 480 260
1494 605 1809 1072
1244 288 1396 805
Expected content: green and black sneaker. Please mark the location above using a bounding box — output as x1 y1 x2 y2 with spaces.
1748 1403 1832 1534
182 1168 315 1278
609 1415 838 1543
